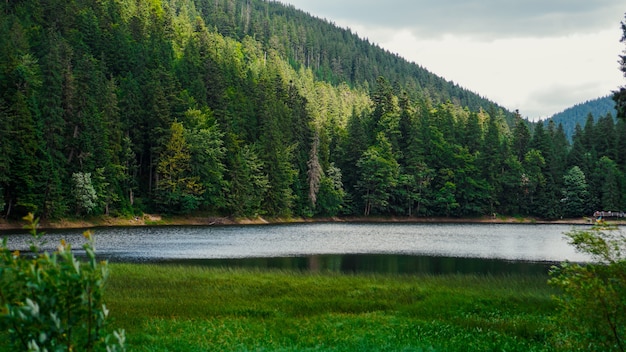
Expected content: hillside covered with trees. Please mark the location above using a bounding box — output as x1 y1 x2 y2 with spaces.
545 95 618 141
1 0 625 220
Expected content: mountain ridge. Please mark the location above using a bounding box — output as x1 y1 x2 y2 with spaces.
198 0 514 121
544 95 617 140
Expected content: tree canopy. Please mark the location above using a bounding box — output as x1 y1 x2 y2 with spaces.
0 0 625 219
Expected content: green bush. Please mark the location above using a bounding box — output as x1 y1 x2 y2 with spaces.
0 213 125 351
550 222 626 351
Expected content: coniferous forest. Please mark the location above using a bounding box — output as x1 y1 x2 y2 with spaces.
1 0 625 220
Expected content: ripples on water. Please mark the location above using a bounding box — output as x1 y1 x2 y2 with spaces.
1 222 591 274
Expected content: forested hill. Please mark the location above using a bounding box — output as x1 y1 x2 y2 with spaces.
196 0 508 117
1 0 625 221
545 95 618 140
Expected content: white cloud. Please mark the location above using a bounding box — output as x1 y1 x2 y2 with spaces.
280 1 625 120
285 0 624 38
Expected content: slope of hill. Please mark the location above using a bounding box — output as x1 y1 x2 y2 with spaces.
545 96 617 140
196 0 514 122
1 0 625 221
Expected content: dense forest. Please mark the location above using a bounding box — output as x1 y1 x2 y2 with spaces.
545 95 618 141
0 0 625 220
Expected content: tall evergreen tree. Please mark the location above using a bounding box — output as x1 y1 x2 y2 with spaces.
613 13 626 120
561 166 589 218
226 143 269 217
356 133 399 216
479 108 505 212
511 110 530 161
594 156 621 211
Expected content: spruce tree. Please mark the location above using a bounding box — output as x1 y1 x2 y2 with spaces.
562 166 590 218
511 110 531 161
613 13 626 120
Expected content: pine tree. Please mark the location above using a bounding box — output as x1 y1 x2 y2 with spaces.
356 133 399 216
37 33 69 218
336 109 368 211
594 157 622 211
511 110 530 161
561 166 589 218
522 149 546 215
184 108 227 212
479 108 505 212
226 143 269 217
72 172 98 215
613 13 626 120
6 91 44 218
567 124 586 169
155 121 204 214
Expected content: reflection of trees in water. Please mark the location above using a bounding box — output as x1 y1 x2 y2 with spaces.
189 254 552 276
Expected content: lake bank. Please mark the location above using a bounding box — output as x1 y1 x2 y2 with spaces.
0 213 607 231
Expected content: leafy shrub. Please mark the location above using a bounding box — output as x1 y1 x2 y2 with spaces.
0 213 125 351
549 222 626 351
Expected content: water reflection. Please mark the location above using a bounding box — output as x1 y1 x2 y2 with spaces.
2 222 588 275
152 254 554 276
0 222 590 262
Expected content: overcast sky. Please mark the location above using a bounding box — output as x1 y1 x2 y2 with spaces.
280 1 625 120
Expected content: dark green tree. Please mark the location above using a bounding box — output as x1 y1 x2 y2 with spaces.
336 109 369 211
613 13 626 121
226 143 270 217
522 149 546 216
356 133 399 216
479 108 506 213
567 124 586 169
511 110 531 161
561 166 590 218
594 156 622 211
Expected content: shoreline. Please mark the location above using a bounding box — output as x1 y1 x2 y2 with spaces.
0 213 610 231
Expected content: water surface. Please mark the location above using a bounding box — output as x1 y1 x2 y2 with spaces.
2 222 590 266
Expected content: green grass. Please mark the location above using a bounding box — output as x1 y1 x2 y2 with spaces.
104 264 560 351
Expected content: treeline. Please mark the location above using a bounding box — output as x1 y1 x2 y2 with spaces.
0 0 624 220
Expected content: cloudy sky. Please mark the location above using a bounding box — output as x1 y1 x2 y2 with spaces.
280 1 625 120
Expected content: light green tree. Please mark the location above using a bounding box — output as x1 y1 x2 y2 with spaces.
155 121 204 214
72 172 98 215
315 163 345 216
435 181 459 217
550 223 626 351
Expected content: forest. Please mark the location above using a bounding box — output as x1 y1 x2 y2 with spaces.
0 0 625 220
545 95 618 141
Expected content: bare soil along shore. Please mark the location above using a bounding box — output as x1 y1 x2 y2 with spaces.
0 213 613 231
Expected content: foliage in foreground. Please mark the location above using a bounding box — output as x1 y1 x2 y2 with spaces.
0 214 125 351
550 222 626 351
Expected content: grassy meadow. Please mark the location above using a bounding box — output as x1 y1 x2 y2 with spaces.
105 263 561 351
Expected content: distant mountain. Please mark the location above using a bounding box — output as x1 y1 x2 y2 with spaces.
544 96 617 140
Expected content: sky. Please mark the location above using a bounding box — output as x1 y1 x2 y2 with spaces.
279 1 625 121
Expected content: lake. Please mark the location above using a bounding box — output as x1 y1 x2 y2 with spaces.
1 222 592 275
